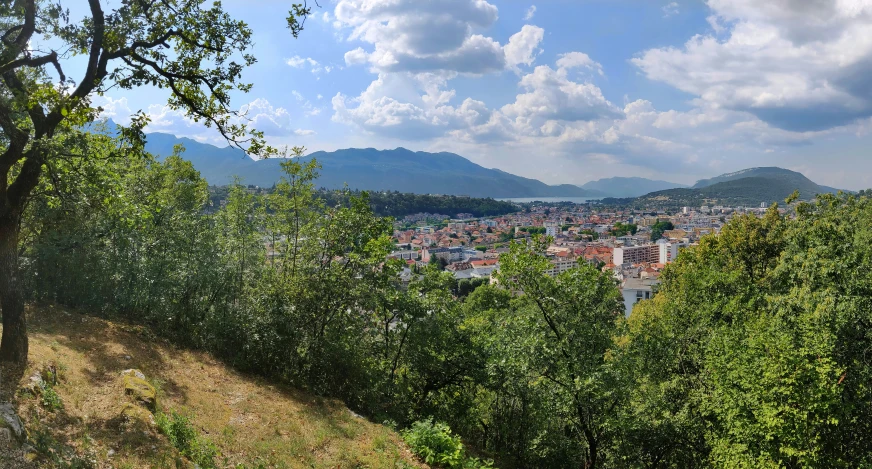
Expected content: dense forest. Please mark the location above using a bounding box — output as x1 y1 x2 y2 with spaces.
208 186 519 219
17 131 872 466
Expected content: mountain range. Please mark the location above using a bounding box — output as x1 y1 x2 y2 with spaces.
138 129 844 203
143 133 603 198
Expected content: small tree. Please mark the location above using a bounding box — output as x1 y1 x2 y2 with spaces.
490 237 626 467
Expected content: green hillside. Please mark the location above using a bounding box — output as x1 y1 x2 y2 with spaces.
692 166 838 191
628 167 843 207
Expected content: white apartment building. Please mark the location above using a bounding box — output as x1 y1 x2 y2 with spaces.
614 241 689 266
388 250 418 261
545 221 559 237
545 256 578 277
657 239 688 264
613 244 660 266
622 277 660 316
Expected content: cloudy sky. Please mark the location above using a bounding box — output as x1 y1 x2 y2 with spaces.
98 0 872 190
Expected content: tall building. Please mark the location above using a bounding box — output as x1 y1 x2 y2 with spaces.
545 221 559 237
613 244 660 265
657 239 688 264
545 256 578 277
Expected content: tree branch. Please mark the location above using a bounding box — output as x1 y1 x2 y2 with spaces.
0 50 64 80
13 0 37 50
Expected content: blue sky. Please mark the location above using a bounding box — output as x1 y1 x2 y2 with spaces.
97 0 872 190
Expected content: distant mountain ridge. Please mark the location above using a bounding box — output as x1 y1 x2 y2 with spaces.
693 167 818 190
629 167 845 206
581 177 686 198
101 125 850 203
142 133 602 198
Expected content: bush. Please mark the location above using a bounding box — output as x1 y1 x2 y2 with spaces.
156 411 219 468
40 385 63 412
401 419 493 469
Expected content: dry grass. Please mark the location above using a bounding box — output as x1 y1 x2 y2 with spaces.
1 304 425 469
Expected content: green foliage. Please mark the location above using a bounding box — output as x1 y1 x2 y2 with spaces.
475 238 626 467
454 278 487 298
430 256 449 271
318 191 517 219
22 125 872 467
517 227 546 235
650 220 675 240
402 419 493 469
156 411 219 468
40 384 63 412
618 200 872 467
609 222 638 237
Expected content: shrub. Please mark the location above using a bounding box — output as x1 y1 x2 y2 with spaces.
156 411 219 469
401 418 493 469
40 385 63 412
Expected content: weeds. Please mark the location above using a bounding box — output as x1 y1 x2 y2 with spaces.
156 410 219 469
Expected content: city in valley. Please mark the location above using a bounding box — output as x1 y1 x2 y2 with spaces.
387 202 772 315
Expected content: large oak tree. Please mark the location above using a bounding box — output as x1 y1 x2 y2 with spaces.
0 0 313 363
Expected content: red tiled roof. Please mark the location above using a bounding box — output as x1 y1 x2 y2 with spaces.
470 259 498 267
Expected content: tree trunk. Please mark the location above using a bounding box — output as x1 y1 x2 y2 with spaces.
0 216 26 364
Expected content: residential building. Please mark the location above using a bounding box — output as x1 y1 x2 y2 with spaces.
613 244 660 266
422 246 464 263
621 277 661 316
388 250 418 261
545 255 578 277
545 221 559 237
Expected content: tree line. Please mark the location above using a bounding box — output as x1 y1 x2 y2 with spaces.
209 187 519 219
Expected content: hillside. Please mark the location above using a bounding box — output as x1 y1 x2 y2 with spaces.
142 132 599 198
633 176 834 207
0 306 424 468
580 177 686 197
609 167 843 208
691 167 835 192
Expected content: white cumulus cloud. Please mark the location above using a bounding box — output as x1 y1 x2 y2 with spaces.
504 25 545 71
334 0 506 75
634 0 872 131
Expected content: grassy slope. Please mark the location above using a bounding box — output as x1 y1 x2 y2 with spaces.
0 304 425 468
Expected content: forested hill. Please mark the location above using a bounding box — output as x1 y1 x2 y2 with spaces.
143 131 602 198
691 166 837 191
321 190 519 218
602 167 844 208
208 186 520 219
